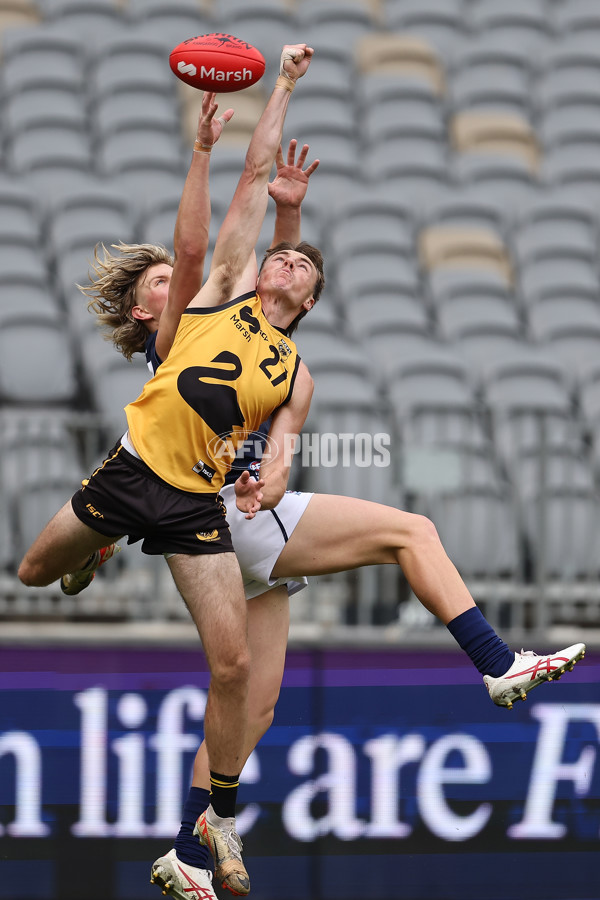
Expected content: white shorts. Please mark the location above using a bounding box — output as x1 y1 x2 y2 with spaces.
220 483 313 600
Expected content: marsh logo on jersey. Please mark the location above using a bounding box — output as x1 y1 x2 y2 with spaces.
278 338 292 360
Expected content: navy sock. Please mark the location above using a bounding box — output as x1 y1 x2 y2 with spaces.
447 607 515 677
174 787 211 870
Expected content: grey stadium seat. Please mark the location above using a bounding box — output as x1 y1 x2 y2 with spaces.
4 85 86 136
437 293 522 342
0 317 80 406
513 195 598 265
424 484 523 579
41 0 124 45
518 256 600 306
384 0 466 55
470 0 552 52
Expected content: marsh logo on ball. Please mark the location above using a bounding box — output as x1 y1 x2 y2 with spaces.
169 33 265 93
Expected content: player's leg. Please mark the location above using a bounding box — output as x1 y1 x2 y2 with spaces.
18 501 120 587
272 494 474 623
152 584 290 899
166 551 251 895
272 494 586 706
191 583 290 790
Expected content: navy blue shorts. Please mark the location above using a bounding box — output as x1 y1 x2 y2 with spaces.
70 442 234 556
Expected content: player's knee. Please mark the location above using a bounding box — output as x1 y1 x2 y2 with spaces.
211 648 251 693
405 512 442 551
17 557 46 587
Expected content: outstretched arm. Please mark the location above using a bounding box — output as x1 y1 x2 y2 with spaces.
269 140 320 247
155 91 233 360
190 44 314 310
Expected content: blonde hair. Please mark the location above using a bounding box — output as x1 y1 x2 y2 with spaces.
78 242 174 360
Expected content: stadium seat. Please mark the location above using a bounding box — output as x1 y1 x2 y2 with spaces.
539 102 600 150
327 187 415 247
426 265 513 308
513 194 598 266
328 210 414 261
449 61 530 116
418 224 513 282
425 484 523 578
3 85 86 136
521 487 600 580
294 330 371 379
450 111 540 173
296 0 380 51
383 0 466 55
544 144 600 201
87 33 175 96
0 280 62 326
453 154 540 210
334 251 420 306
0 317 80 406
6 125 93 206
519 256 600 306
0 181 40 244
283 93 356 144
400 403 490 451
45 189 135 261
362 92 446 149
140 191 224 250
512 446 596 499
0 0 40 35
92 88 180 139
212 0 296 55
482 352 579 463
97 127 183 177
365 136 450 201
436 293 522 342
452 330 528 382
346 293 431 342
470 0 552 52
357 42 445 100
387 354 475 423
1 35 82 93
0 240 48 284
548 5 600 40
41 0 124 44
423 192 507 232
126 0 213 42
450 31 534 81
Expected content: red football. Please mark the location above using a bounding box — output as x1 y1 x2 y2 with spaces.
169 33 265 92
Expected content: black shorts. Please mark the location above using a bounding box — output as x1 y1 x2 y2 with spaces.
70 442 234 556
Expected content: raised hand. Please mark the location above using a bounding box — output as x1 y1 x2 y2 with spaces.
196 91 234 148
279 44 314 83
268 139 320 208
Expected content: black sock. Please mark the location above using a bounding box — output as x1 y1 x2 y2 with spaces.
209 770 239 819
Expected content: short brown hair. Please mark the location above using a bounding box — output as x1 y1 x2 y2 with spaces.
77 242 174 360
259 241 325 336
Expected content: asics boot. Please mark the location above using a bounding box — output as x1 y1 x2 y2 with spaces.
194 808 250 896
151 849 217 900
60 543 120 595
483 642 586 709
